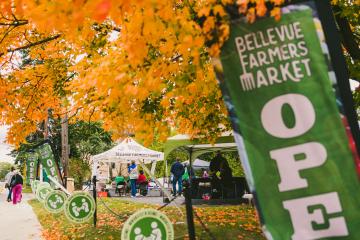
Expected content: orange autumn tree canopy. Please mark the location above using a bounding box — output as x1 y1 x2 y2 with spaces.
0 0 284 146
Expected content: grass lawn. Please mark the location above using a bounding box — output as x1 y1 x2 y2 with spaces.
22 186 33 193
29 197 266 240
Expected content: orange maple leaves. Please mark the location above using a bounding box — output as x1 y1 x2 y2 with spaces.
0 0 284 146
237 0 284 23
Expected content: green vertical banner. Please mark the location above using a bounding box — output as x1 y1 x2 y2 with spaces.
36 142 62 183
217 2 360 240
26 151 38 185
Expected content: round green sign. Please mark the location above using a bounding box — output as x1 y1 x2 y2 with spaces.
64 192 95 223
36 185 53 202
31 180 41 193
44 190 67 213
121 209 174 240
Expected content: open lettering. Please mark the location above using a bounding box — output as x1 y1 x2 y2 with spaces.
261 93 349 239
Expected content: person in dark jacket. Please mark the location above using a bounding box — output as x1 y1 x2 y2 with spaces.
4 166 15 202
10 170 23 205
210 151 227 174
170 158 185 196
210 151 232 198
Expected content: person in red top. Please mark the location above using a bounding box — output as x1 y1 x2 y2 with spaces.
137 170 147 184
137 170 148 196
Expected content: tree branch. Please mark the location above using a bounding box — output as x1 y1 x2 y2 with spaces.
113 27 121 32
0 20 28 26
0 25 16 44
333 6 360 60
0 34 61 57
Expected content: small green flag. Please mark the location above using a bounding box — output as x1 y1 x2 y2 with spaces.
36 142 62 183
25 151 38 185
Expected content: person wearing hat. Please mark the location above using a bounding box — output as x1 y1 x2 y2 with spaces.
4 166 16 202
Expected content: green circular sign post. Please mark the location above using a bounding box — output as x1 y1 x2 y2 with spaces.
64 192 96 223
44 190 67 213
121 209 174 240
36 185 53 203
31 180 41 193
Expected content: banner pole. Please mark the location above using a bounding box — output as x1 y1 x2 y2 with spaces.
39 108 50 182
47 176 71 195
314 0 360 154
184 147 196 240
61 112 69 187
92 175 97 227
40 165 43 183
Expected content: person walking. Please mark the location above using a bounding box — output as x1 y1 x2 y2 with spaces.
128 160 138 198
170 157 185 196
10 170 23 205
4 166 15 202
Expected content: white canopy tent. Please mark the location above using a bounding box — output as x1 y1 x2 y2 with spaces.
91 137 164 177
91 138 179 209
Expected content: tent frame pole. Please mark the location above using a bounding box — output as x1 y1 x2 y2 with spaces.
165 159 168 188
184 147 196 240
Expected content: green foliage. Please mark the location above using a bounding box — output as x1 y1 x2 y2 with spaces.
67 121 113 160
353 88 360 119
11 120 113 188
67 121 113 189
0 162 13 181
69 157 91 190
156 148 244 179
333 1 360 82
154 150 188 178
223 152 245 177
346 56 360 82
199 151 245 177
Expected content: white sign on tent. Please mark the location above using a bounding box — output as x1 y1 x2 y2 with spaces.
92 137 164 163
91 137 164 177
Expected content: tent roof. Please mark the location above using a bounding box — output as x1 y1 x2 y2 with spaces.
164 132 238 160
183 159 210 169
92 137 164 163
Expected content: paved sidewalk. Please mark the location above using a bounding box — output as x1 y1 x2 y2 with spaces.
0 187 42 240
